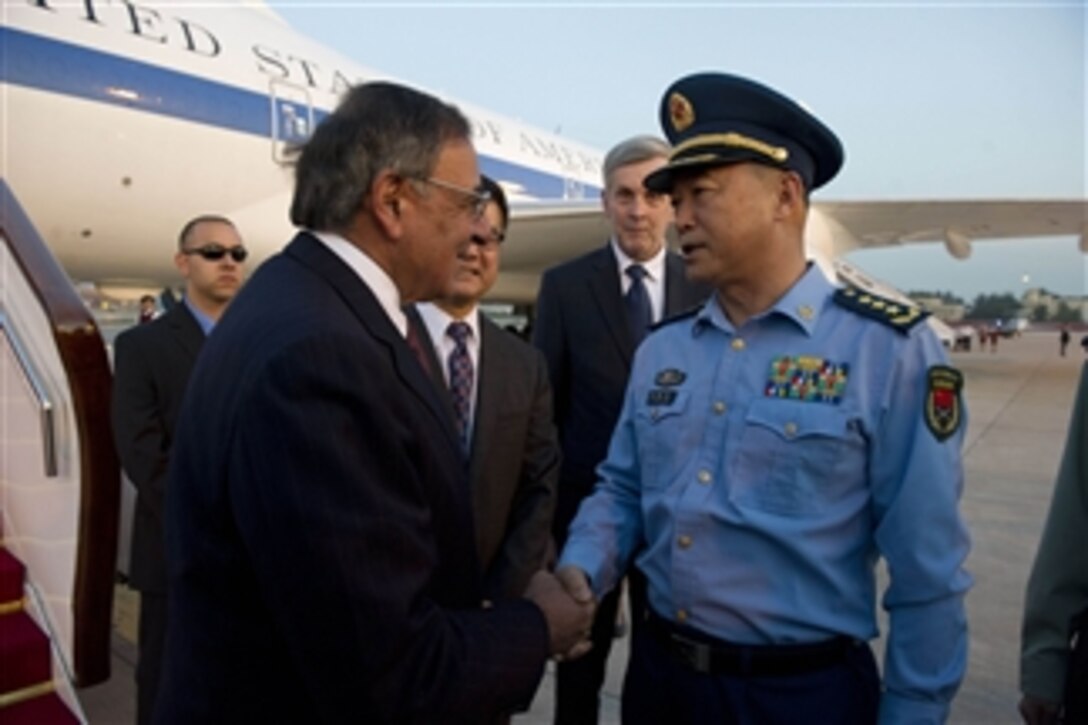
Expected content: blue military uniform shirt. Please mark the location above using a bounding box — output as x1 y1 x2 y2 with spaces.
560 264 972 725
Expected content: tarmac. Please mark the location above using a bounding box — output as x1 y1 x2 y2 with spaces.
79 331 1085 724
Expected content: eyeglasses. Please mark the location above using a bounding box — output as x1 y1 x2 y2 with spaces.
470 227 506 249
414 176 491 220
182 244 248 263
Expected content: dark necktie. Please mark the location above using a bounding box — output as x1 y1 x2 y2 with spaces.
446 321 473 452
625 264 652 344
405 321 432 376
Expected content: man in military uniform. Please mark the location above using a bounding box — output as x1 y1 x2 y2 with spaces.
1019 361 1088 724
557 73 973 723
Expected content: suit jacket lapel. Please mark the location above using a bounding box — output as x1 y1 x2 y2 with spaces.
587 245 635 364
405 304 457 422
285 233 461 453
404 305 445 385
468 320 501 481
166 302 204 362
663 252 694 315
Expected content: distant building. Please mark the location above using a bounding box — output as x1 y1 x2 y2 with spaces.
910 294 967 322
1021 288 1087 322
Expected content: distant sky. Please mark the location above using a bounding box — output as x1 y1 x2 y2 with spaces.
275 2 1086 301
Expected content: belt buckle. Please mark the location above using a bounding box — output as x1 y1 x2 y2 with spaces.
672 633 711 672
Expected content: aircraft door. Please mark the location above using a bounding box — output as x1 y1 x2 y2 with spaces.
269 79 315 163
563 177 586 200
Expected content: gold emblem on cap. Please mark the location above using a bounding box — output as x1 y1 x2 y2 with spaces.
668 92 695 132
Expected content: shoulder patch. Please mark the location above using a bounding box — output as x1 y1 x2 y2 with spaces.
832 287 929 334
651 303 702 331
925 365 964 441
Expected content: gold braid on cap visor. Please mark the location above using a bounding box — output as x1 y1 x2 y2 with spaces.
671 132 789 164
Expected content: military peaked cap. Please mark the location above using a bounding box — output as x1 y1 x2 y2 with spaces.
645 72 844 193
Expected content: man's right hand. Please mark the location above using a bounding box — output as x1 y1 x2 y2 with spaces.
524 569 595 658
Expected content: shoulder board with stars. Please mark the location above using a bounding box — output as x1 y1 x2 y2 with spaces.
650 304 702 331
832 287 929 334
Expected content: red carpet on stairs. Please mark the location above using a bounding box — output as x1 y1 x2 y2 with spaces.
0 548 24 603
0 692 80 724
0 613 51 693
0 545 79 724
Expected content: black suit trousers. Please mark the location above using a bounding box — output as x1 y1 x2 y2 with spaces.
136 592 167 725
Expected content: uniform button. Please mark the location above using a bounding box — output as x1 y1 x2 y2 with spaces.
676 609 689 623
678 535 692 549
697 469 712 484
713 401 727 415
784 422 798 438
731 338 746 351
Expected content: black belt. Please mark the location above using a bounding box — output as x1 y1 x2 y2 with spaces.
645 610 859 677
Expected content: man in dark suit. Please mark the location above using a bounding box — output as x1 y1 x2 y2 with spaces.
157 82 593 724
408 176 560 605
534 135 710 724
110 214 247 724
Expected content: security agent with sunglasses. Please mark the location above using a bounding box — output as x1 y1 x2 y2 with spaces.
157 83 591 724
110 213 246 724
557 73 972 724
407 176 561 608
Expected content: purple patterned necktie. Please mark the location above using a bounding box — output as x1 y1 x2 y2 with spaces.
446 321 473 452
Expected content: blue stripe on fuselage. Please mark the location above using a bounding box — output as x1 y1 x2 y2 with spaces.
0 27 600 199
2 26 273 137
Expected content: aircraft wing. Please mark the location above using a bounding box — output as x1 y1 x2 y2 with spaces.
493 198 1088 303
814 199 1087 257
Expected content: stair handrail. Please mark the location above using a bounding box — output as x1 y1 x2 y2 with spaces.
0 178 120 687
0 310 58 478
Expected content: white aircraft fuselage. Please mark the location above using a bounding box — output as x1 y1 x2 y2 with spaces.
2 0 605 297
3 1 1084 304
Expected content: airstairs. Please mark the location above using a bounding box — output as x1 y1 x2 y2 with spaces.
1 179 121 723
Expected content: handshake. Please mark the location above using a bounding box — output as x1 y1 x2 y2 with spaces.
525 566 597 661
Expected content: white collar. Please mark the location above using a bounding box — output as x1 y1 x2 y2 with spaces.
309 230 407 336
415 302 480 344
609 238 667 282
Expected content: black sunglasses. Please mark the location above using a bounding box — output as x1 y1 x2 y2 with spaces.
183 244 248 263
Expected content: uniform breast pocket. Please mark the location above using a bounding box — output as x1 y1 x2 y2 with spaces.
633 389 693 489
729 399 864 516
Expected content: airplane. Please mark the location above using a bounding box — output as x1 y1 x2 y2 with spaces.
1 3 1084 720
2 0 1085 307
1 0 610 304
